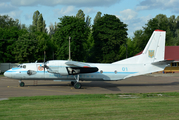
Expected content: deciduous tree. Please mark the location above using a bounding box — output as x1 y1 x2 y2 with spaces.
94 12 102 25
92 14 128 63
76 9 85 21
32 10 46 33
54 16 90 61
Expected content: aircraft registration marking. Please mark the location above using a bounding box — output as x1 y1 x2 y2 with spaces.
122 67 128 71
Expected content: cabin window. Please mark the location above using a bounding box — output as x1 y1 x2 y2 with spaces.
172 63 177 67
114 70 117 74
100 70 103 73
23 65 26 68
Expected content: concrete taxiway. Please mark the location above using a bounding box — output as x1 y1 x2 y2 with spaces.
1 74 179 98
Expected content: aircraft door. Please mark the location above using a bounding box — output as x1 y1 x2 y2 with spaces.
36 64 45 79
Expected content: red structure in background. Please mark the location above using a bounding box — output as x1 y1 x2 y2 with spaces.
136 46 179 73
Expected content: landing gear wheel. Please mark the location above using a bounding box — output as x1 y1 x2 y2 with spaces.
74 83 81 89
71 81 76 86
20 82 25 87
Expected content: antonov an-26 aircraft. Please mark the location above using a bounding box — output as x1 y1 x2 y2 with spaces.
4 30 172 89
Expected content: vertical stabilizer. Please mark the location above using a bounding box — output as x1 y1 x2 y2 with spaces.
139 30 166 63
113 30 166 64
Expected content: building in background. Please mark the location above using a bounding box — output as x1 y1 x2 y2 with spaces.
164 46 179 73
0 63 19 73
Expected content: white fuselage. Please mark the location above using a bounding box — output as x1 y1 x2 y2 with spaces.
3 30 170 88
4 60 168 81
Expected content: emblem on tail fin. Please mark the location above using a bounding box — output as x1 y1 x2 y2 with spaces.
148 50 154 58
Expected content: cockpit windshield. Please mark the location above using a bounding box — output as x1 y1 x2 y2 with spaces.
17 64 26 69
17 64 22 68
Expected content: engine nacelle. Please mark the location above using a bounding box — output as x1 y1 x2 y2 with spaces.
58 67 69 75
27 70 37 75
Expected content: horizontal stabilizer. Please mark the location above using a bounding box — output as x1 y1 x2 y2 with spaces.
152 59 174 65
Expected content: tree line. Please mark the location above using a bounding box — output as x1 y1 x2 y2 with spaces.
127 14 179 56
0 10 179 63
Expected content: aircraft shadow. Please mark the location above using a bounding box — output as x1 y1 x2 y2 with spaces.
26 81 179 92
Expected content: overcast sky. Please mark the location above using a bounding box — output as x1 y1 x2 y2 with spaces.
1 0 179 37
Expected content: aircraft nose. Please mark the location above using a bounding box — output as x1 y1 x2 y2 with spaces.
4 71 11 78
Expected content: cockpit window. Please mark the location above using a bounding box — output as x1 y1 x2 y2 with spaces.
17 64 24 68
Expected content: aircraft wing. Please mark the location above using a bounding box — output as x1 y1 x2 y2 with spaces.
65 61 98 75
65 61 91 67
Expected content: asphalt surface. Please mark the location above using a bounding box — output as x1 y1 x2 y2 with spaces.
1 74 179 98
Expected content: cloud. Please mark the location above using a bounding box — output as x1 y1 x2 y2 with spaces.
11 0 38 6
11 0 121 7
54 6 76 17
83 8 97 15
0 0 11 2
0 3 18 13
119 9 138 21
8 10 23 19
0 2 22 19
136 0 179 13
117 9 152 37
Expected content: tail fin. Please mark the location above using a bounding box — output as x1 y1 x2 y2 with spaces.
138 30 166 63
113 30 166 64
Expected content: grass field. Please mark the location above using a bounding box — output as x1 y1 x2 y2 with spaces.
1 92 179 120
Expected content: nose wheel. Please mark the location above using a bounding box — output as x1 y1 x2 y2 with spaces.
19 80 25 87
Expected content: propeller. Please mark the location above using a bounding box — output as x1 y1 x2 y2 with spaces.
43 51 49 73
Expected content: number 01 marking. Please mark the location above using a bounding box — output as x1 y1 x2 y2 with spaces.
122 67 128 71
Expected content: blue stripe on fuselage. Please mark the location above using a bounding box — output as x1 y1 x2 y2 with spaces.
96 72 138 74
11 68 21 70
6 70 138 75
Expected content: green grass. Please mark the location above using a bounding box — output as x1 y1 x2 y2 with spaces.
1 92 179 120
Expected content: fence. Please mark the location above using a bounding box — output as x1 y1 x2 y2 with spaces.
0 63 19 73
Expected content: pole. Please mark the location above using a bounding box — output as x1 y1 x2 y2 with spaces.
44 51 46 63
126 44 128 58
69 36 71 61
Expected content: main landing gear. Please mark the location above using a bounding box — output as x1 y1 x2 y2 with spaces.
19 80 25 87
71 74 82 89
